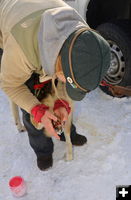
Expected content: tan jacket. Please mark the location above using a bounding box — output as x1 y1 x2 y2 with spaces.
0 0 87 113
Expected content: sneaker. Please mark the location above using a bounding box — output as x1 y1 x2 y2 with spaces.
37 154 53 171
60 132 87 146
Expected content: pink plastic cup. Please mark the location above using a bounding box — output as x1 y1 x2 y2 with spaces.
9 176 27 197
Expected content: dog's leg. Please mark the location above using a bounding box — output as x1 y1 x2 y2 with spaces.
10 101 26 132
64 115 73 161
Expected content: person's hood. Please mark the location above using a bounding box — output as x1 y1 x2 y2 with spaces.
38 6 88 77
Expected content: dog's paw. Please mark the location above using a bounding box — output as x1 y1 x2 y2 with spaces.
64 153 73 161
16 124 26 132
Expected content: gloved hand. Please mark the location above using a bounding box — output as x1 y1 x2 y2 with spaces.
31 104 60 139
53 99 71 124
53 107 68 125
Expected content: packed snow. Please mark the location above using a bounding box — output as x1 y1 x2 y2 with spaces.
0 88 131 200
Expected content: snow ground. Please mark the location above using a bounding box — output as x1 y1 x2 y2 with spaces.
0 88 131 200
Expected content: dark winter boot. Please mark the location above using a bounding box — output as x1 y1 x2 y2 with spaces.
37 154 53 171
60 132 87 146
71 133 87 146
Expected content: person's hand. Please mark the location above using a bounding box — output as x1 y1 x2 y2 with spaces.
41 110 60 140
54 107 68 125
31 104 60 140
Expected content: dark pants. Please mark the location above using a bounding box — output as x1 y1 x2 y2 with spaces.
22 109 77 157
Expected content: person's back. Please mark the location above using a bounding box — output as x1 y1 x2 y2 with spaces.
0 0 67 47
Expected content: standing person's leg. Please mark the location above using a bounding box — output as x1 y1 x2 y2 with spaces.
22 109 54 170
